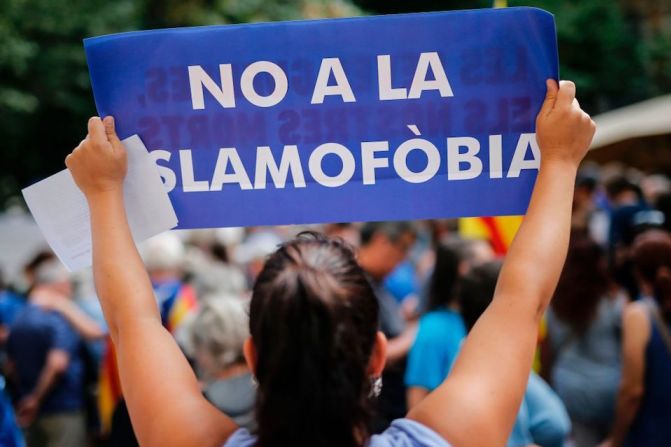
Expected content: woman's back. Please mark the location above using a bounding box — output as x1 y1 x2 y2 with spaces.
547 294 623 423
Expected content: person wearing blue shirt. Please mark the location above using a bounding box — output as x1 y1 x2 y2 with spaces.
405 240 467 407
405 309 466 395
6 260 86 447
0 376 24 447
408 257 571 446
0 289 27 329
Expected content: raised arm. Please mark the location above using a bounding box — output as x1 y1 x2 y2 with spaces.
408 80 595 446
65 117 236 447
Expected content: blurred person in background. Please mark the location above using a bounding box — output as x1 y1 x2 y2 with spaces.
324 223 360 247
460 262 571 447
0 275 26 347
542 233 624 447
0 266 26 446
383 260 420 317
606 176 649 299
414 237 495 315
233 229 284 285
0 252 56 346
187 296 255 431
640 174 670 208
357 221 417 430
6 260 86 447
182 230 247 299
0 374 24 446
656 192 671 234
0 252 67 447
141 232 199 336
571 173 598 234
405 240 466 408
603 230 671 447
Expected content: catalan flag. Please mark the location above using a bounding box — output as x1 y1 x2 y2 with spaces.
162 282 199 333
98 281 198 434
98 338 121 434
459 216 523 255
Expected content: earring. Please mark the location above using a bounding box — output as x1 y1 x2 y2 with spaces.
369 376 383 398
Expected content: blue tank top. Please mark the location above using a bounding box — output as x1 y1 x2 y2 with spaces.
624 314 671 446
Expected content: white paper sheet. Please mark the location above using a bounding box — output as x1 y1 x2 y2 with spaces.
22 135 178 271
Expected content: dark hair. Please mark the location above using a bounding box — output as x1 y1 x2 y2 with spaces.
551 233 611 333
606 176 643 202
359 221 415 246
656 193 671 233
22 250 56 295
249 232 379 447
24 250 55 276
458 261 502 332
632 230 671 321
576 174 597 192
426 241 462 312
210 242 229 264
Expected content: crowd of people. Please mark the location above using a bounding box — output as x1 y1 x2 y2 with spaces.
0 159 670 445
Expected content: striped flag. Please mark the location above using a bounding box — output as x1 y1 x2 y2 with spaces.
97 338 121 434
165 283 198 333
459 216 523 255
98 282 199 434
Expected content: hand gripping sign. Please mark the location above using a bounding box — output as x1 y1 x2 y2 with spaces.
85 7 558 229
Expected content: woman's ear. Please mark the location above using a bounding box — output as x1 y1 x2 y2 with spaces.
243 337 257 374
368 331 388 377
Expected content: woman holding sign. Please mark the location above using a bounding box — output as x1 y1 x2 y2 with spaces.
65 79 595 447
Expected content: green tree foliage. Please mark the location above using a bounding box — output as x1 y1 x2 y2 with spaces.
507 0 668 112
0 0 362 208
354 0 670 114
0 0 141 206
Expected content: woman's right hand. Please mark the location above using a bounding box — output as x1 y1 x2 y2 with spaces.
536 79 596 167
65 116 127 199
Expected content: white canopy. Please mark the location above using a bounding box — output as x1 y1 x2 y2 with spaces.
590 94 671 150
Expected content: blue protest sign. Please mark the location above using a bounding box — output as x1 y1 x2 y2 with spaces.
85 7 558 229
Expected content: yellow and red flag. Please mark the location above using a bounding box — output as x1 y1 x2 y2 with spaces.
98 282 198 434
459 215 523 256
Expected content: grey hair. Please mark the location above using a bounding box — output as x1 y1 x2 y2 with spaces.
33 259 70 285
189 295 249 371
140 232 185 271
